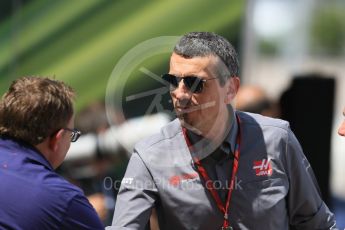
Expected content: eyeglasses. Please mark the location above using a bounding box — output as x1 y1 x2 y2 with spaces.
63 128 81 142
162 73 217 94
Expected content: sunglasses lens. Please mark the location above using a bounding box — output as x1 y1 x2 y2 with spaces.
162 74 178 89
71 129 81 142
184 77 203 93
71 133 76 142
162 74 204 93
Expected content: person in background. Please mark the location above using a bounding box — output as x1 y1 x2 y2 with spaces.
235 84 280 118
0 76 103 229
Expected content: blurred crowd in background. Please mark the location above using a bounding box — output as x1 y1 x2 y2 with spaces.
1 0 345 228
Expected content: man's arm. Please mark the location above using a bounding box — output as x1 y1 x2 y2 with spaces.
285 129 337 229
107 151 158 230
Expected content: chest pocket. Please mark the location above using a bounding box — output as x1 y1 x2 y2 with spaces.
231 177 289 224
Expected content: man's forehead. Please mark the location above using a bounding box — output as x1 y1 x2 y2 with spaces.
170 53 216 63
169 53 222 72
172 52 228 68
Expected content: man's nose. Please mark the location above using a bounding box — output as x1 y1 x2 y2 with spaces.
171 80 191 100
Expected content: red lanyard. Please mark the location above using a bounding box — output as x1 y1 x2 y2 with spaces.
182 115 241 229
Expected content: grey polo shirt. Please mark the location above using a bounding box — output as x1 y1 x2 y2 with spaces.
107 111 337 230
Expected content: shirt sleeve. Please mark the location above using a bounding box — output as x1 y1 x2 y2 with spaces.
60 193 104 229
107 151 158 230
285 129 337 229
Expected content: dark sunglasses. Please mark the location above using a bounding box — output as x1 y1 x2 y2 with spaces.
63 128 81 142
162 73 217 94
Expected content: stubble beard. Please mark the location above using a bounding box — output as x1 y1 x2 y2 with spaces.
177 110 203 135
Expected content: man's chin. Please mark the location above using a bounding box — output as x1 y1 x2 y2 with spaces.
179 117 202 135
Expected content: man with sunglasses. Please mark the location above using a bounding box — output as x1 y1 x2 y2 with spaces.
108 32 336 229
0 77 103 229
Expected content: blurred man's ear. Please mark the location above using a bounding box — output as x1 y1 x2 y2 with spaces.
49 129 64 152
225 76 240 104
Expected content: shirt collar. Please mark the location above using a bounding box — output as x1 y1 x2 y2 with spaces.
0 137 54 171
184 107 238 159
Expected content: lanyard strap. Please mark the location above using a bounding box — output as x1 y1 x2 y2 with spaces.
182 115 241 228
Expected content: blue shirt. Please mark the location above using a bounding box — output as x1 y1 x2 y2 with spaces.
0 137 104 230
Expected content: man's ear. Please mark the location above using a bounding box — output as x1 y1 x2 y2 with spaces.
225 76 240 104
49 129 64 152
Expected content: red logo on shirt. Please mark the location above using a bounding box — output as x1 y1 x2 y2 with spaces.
169 173 198 186
253 159 273 176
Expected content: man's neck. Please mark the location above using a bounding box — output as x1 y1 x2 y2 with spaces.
202 109 232 145
35 140 55 169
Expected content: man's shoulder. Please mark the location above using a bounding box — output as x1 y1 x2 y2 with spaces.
237 111 290 133
131 118 191 169
7 166 82 199
0 159 82 202
33 176 84 211
0 162 86 225
135 118 182 150
44 172 84 196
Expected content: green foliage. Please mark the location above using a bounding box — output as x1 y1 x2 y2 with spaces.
310 5 345 56
0 0 244 111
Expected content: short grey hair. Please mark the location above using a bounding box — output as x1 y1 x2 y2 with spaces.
173 32 239 85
